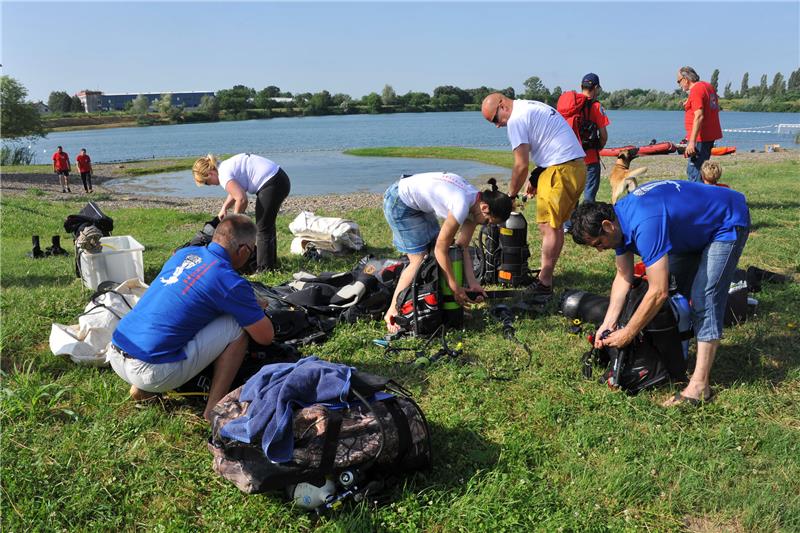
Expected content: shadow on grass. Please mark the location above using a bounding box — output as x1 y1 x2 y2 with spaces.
749 221 777 232
0 272 78 288
748 201 800 210
712 328 800 387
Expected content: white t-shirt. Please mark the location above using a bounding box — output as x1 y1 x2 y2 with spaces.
217 153 280 194
397 172 478 224
506 100 585 167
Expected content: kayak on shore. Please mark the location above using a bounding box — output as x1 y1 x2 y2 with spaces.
674 143 737 156
599 141 676 157
601 142 738 157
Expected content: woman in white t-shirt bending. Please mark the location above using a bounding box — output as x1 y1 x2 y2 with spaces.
193 153 291 271
383 172 512 332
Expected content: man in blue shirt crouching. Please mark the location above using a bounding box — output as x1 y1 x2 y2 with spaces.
569 181 750 406
109 214 274 420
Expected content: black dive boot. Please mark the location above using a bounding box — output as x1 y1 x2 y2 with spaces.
46 235 69 256
27 236 45 258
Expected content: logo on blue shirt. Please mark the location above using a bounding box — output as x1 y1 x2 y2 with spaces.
160 254 202 285
633 180 682 196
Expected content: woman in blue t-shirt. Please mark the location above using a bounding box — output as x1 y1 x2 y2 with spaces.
193 153 291 271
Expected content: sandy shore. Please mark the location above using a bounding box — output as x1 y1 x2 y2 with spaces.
2 150 797 215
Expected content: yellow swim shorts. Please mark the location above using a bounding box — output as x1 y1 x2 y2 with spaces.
535 159 587 228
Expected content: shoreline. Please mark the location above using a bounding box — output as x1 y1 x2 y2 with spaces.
2 150 797 216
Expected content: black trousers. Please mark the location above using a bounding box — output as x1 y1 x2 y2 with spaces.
80 172 92 191
255 168 291 271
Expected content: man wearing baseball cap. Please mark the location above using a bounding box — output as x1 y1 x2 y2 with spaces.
578 73 610 203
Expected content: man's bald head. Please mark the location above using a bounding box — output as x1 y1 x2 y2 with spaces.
481 93 512 127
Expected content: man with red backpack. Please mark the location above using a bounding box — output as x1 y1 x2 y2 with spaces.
557 73 610 204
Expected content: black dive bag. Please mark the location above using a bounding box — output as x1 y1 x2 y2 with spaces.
572 280 688 395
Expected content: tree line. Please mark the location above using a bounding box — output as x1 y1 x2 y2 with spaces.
7 67 800 141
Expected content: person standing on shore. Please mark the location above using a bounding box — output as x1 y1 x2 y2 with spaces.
193 153 291 272
52 146 71 193
560 73 609 203
481 93 586 300
76 148 94 193
677 66 722 182
382 173 512 332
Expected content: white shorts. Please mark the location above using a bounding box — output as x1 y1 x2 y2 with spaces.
108 315 244 393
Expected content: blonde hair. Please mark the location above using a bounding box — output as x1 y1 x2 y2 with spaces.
192 154 218 186
701 161 722 184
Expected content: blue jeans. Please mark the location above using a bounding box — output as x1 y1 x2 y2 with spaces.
686 141 715 182
583 162 601 202
383 182 440 254
668 226 749 341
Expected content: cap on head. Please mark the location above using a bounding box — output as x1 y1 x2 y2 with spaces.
581 73 601 90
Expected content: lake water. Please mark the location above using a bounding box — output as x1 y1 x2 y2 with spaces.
25 110 799 197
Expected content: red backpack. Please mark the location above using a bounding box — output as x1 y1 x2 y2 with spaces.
557 91 600 150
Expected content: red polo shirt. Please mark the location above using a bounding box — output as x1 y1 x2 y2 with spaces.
52 151 70 171
684 81 722 142
76 154 92 173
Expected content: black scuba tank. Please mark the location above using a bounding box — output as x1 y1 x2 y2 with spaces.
497 212 530 287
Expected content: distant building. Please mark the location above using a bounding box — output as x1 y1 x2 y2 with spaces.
34 101 50 114
77 90 215 112
270 97 293 104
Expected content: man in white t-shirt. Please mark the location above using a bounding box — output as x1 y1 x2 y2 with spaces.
481 93 587 299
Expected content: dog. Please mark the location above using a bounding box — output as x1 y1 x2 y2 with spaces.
608 148 647 204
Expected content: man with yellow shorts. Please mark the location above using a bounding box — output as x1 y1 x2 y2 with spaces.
482 93 587 299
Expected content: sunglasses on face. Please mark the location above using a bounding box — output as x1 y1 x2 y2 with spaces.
491 105 501 124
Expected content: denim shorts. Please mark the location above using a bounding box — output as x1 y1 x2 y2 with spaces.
669 226 749 341
383 182 440 254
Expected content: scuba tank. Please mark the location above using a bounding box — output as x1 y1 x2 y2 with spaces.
497 212 530 287
439 246 464 328
559 289 610 325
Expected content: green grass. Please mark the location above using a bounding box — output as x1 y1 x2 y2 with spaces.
345 146 515 169
2 161 799 531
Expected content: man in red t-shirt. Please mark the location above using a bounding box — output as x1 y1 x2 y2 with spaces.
677 66 722 182
76 148 94 193
577 73 610 202
52 146 72 193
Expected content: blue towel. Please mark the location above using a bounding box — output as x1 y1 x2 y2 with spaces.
219 356 353 463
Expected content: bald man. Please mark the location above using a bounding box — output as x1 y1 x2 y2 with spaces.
481 93 586 299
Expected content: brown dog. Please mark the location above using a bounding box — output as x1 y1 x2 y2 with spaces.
609 148 647 204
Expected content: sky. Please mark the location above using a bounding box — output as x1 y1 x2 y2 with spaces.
2 1 799 103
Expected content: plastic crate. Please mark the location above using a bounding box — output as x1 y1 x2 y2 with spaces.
79 235 145 290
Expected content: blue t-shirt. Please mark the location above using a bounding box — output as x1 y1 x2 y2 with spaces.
614 180 750 266
112 243 265 364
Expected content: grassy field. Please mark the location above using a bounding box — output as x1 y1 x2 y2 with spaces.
1 158 799 532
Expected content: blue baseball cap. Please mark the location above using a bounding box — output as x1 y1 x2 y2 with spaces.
581 73 601 89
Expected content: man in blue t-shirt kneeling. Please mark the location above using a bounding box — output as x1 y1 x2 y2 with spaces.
569 181 750 406
109 215 274 420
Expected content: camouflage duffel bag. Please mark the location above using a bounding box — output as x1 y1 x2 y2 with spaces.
207 371 432 496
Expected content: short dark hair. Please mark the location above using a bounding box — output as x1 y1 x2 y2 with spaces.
213 214 256 252
570 202 616 245
481 178 513 221
57 146 62 150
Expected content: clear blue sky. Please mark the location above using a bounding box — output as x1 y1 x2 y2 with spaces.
2 1 798 102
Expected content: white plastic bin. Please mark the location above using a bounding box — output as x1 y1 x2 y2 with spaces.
80 235 145 290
